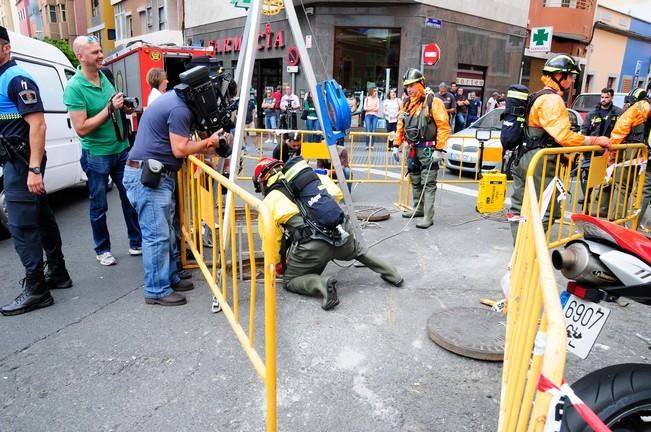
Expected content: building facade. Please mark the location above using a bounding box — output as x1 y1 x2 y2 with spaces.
88 0 117 51
184 0 529 112
0 0 16 31
111 0 183 49
39 0 77 41
619 16 651 92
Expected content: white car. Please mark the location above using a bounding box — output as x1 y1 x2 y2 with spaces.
445 106 583 174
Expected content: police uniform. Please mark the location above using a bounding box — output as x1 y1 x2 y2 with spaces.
257 161 403 310
0 28 71 316
609 93 651 226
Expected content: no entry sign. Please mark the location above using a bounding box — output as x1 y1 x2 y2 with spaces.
287 47 300 66
422 43 441 66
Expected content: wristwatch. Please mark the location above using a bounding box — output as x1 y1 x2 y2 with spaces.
29 166 42 175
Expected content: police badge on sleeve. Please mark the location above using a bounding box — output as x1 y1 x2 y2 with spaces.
18 80 38 105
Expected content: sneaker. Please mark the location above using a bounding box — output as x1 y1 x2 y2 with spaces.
96 252 117 266
128 247 143 256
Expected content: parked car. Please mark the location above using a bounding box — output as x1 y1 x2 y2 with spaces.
0 31 84 240
445 106 584 175
571 92 626 121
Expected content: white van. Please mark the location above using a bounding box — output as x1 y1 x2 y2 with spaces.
0 31 84 239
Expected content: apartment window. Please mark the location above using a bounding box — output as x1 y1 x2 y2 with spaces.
126 15 133 38
158 5 166 30
115 2 126 40
543 0 592 9
607 76 615 89
146 7 152 28
59 4 66 22
139 10 146 33
91 0 99 17
48 5 57 23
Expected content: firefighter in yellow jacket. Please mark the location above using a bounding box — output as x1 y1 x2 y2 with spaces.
509 54 611 242
394 68 450 229
254 157 403 311
610 88 651 227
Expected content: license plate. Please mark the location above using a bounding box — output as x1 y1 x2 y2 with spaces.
562 294 610 359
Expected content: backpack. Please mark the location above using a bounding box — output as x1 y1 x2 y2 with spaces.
246 97 256 124
278 156 345 229
402 93 438 144
500 85 556 151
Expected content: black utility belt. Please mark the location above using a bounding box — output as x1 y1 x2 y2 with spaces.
126 159 175 176
0 136 29 164
128 159 176 188
522 142 556 154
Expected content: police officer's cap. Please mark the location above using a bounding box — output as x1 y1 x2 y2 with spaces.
0 26 10 43
403 68 424 86
627 87 648 103
542 54 581 75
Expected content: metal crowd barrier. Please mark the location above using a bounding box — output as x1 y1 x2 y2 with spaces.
498 175 567 431
177 155 278 432
524 144 647 248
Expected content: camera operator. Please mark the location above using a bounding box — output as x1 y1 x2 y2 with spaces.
122 88 230 306
280 84 300 129
64 35 141 267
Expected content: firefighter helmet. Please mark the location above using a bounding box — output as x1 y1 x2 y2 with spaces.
253 157 284 193
542 54 581 75
403 68 425 86
627 87 648 103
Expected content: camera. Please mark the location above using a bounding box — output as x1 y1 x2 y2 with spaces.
174 65 238 136
123 96 139 109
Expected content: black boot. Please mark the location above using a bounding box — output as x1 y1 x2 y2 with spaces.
45 261 73 290
322 278 340 311
1 272 54 316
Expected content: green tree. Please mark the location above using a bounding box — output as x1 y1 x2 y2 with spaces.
43 37 79 68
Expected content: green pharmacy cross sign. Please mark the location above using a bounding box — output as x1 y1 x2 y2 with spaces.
530 26 553 53
231 0 251 7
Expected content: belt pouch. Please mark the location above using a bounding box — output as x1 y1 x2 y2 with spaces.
140 159 163 188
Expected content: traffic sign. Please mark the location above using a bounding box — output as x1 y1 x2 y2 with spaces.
287 65 298 73
287 47 300 66
422 43 441 66
530 26 553 53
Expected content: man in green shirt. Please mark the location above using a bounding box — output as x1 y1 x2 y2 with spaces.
63 35 141 266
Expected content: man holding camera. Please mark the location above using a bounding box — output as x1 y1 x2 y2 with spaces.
122 87 230 306
63 35 141 267
0 26 72 316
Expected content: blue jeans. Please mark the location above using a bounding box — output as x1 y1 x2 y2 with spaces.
455 113 467 132
123 167 179 299
306 118 319 142
365 114 378 147
80 149 141 255
264 113 278 129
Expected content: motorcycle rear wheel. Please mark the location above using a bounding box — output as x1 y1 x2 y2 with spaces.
560 363 651 431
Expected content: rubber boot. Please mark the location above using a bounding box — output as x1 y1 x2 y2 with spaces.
1 271 54 316
322 278 340 311
285 274 340 311
402 183 424 218
416 188 436 229
356 253 404 287
45 261 73 290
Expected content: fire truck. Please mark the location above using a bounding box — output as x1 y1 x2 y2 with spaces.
102 42 215 111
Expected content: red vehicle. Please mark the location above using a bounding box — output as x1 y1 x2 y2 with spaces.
103 42 214 113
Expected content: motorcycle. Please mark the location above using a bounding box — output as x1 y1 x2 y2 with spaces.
550 213 651 431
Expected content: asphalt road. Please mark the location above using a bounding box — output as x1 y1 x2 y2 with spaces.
0 170 649 432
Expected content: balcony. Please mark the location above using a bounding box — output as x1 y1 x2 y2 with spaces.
529 0 596 42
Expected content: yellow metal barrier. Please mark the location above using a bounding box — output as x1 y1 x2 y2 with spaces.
178 155 277 432
498 176 567 431
524 144 647 248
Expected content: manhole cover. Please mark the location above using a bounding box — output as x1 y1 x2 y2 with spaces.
427 307 505 362
355 205 390 222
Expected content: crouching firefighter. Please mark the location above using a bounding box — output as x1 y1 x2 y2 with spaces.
508 54 611 243
254 157 404 310
0 26 72 316
394 68 451 229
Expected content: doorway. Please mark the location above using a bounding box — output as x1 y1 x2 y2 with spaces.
252 58 283 128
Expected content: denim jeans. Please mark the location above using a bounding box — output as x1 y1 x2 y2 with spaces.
80 148 141 255
264 113 278 129
365 114 378 147
123 166 179 299
306 118 319 142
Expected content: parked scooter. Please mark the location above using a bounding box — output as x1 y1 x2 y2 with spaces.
551 213 651 431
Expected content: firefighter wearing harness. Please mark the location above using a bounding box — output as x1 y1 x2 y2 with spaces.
509 54 611 242
254 157 403 311
0 26 72 316
394 68 451 229
609 88 651 227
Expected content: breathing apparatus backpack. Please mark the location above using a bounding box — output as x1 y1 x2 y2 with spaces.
273 156 348 246
500 85 530 151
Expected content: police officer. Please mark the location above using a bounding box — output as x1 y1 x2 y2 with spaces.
509 55 611 242
253 157 403 311
0 26 72 316
609 88 651 227
394 68 450 229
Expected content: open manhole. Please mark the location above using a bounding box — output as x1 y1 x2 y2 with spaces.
427 307 505 362
355 205 391 222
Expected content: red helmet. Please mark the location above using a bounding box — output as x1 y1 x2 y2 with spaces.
253 157 284 193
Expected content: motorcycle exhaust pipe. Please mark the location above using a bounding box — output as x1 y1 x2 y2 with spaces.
551 242 619 286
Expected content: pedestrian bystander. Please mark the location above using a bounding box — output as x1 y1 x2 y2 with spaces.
363 87 380 149
383 88 401 151
145 68 168 108
280 84 300 129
